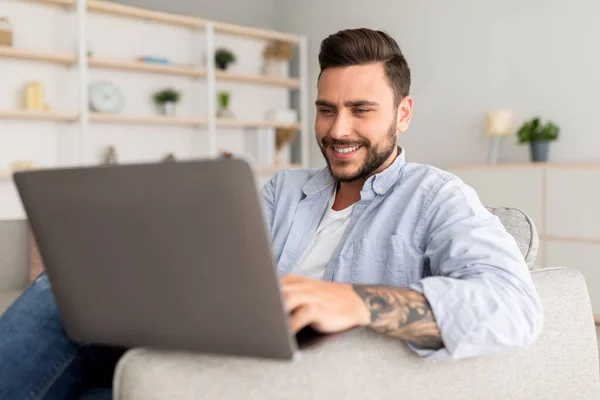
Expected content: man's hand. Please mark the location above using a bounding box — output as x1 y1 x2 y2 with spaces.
281 275 443 350
281 275 370 334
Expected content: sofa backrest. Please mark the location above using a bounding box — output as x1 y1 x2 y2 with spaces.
488 207 539 269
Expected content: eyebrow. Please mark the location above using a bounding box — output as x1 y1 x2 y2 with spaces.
315 100 380 108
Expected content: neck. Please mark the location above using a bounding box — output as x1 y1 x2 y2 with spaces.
332 146 399 211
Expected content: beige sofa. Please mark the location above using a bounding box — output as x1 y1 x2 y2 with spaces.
0 220 28 314
1 210 599 399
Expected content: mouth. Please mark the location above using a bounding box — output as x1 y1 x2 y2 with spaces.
329 145 363 160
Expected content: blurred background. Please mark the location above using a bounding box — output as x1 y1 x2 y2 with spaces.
1 0 600 327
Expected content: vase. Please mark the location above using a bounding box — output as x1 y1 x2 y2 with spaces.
262 59 284 77
217 106 234 119
161 101 175 116
530 140 550 162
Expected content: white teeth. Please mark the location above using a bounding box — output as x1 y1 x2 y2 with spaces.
333 146 360 154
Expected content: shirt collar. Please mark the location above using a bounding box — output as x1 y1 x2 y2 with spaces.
302 146 406 196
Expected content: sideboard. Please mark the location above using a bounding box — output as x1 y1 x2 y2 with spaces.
448 163 600 322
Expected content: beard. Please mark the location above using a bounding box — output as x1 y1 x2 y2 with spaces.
320 118 398 182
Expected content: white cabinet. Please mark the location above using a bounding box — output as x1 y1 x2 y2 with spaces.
449 163 600 318
546 168 600 240
546 241 600 314
447 167 545 234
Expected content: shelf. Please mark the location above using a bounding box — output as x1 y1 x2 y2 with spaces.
215 71 300 88
90 113 206 127
0 110 78 122
257 164 303 174
88 58 205 77
21 1 300 42
216 119 301 129
87 60 297 86
542 234 600 246
0 111 300 129
87 0 205 29
21 0 74 8
449 163 600 170
213 21 301 44
0 165 303 178
0 46 76 65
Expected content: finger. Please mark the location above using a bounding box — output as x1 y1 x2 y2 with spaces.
280 280 311 294
284 291 315 313
281 274 306 285
290 305 317 334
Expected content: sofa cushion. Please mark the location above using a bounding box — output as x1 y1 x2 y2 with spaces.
488 207 539 269
0 289 24 315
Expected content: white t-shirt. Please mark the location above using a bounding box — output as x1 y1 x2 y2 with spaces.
291 189 354 279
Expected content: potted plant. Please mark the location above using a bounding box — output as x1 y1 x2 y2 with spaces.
517 117 560 162
262 40 293 77
216 91 234 118
153 88 181 116
215 48 235 70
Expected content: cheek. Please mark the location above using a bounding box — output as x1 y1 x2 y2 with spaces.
315 118 329 139
353 120 379 141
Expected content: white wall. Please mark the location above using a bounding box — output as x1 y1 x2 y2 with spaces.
275 0 600 168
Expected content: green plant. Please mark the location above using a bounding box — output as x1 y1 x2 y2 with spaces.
215 48 235 69
517 117 560 143
218 91 230 108
153 88 181 104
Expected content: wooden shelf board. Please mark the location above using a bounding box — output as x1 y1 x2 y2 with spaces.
0 46 76 65
23 1 301 43
212 21 301 44
88 58 205 77
257 164 303 173
90 113 206 127
21 0 74 8
541 234 600 246
87 0 205 28
0 110 78 121
215 70 299 88
216 119 301 129
449 162 600 170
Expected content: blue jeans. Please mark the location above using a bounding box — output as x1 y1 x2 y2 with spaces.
0 273 125 400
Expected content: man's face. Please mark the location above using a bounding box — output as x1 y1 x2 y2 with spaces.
315 63 412 182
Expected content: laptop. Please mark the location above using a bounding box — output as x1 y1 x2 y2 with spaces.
13 158 334 360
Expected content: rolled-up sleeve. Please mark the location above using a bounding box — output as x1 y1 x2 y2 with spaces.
408 176 543 360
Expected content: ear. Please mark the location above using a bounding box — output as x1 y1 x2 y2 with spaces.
396 96 413 133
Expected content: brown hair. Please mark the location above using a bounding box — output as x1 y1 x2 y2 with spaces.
318 28 411 106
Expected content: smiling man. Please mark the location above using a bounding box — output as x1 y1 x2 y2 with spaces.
265 28 543 358
0 28 544 400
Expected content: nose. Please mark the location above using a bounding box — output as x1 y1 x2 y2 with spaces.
328 112 351 140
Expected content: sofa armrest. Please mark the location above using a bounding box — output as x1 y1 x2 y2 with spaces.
114 268 600 400
0 220 28 291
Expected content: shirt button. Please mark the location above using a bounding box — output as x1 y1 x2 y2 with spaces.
377 187 384 194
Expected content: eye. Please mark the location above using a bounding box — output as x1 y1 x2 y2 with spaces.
354 108 369 114
319 108 334 115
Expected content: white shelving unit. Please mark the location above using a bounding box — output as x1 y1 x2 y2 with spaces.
0 0 309 219
0 0 308 179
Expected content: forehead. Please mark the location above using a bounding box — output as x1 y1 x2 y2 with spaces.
317 63 393 104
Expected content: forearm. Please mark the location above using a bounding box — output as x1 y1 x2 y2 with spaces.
352 285 443 350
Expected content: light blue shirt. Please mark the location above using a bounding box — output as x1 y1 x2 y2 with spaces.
260 148 543 360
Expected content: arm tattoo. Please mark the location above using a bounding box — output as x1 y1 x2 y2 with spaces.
352 286 443 350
